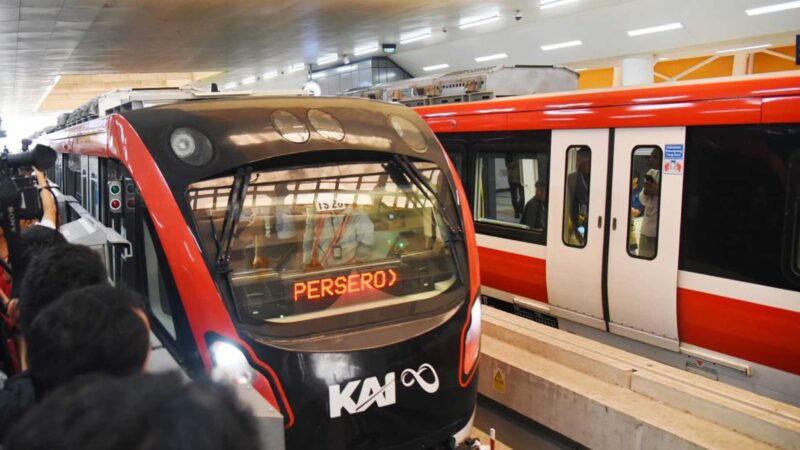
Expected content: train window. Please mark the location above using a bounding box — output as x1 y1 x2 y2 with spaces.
681 125 800 290
143 222 176 339
441 141 466 182
562 146 591 248
187 160 465 327
627 146 662 260
474 153 548 231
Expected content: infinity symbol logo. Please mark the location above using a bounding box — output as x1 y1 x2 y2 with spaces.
401 363 440 394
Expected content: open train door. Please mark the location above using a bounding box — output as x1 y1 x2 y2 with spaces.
606 127 686 351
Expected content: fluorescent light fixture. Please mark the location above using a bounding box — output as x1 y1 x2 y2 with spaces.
574 67 587 72
224 81 237 90
400 28 431 44
540 0 579 9
241 76 256 85
423 63 450 72
34 75 60 112
262 70 278 79
475 53 508 62
541 40 583 51
715 43 772 54
336 65 355 73
746 0 800 15
287 63 305 73
354 44 379 56
657 57 669 61
459 14 499 29
627 22 683 37
317 54 339 65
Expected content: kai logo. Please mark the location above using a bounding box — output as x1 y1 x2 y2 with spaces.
328 363 439 418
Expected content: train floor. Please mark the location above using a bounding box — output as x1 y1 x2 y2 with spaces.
474 395 586 450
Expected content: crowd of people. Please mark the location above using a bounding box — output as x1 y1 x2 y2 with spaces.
0 168 261 449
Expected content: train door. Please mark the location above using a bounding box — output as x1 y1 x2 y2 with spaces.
606 127 686 350
546 129 609 329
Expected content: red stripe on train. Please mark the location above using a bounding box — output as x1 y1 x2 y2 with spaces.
677 288 800 376
477 246 548 303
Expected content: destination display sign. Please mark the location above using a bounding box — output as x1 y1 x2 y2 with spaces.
293 268 399 302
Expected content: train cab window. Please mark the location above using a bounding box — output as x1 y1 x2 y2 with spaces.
187 159 465 332
627 146 662 259
474 153 548 231
143 223 176 339
441 142 466 182
562 146 591 248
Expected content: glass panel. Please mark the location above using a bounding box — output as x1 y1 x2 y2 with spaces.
562 146 591 247
474 153 548 231
628 146 662 259
188 161 462 324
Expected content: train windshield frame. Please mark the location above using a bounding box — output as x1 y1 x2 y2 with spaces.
186 154 467 337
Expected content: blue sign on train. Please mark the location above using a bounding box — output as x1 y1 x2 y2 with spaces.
664 144 684 175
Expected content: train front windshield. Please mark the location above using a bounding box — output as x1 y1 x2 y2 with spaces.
188 159 464 328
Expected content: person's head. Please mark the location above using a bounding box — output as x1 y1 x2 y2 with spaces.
632 174 640 190
16 224 67 278
644 169 660 196
18 243 108 335
4 372 261 450
576 147 591 173
648 148 663 170
535 179 548 200
26 284 150 393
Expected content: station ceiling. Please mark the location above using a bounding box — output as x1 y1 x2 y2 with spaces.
0 0 797 118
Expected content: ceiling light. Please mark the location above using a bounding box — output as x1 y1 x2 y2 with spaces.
539 0 579 9
287 63 306 73
354 44 379 56
336 65 355 73
657 57 669 61
627 22 683 37
423 63 450 72
574 67 587 72
715 44 772 54
541 40 583 51
746 0 800 15
382 44 397 54
459 14 499 29
317 54 339 65
400 28 431 44
475 53 508 62
224 81 237 90
262 70 278 79
241 76 256 85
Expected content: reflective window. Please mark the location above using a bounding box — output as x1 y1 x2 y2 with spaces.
474 153 549 231
628 146 662 259
562 146 591 247
187 161 463 324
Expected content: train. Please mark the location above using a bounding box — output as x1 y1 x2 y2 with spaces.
410 70 800 406
38 89 481 449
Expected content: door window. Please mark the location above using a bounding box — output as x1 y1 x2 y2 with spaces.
562 146 591 248
627 146 662 259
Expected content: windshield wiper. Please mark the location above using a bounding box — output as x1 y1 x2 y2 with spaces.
216 166 252 273
390 155 466 284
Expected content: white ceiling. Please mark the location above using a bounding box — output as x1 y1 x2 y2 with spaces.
0 0 797 142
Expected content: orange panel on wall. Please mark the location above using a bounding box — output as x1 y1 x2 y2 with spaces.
753 45 799 73
578 68 615 89
654 56 734 82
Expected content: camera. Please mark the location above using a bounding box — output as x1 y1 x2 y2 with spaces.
0 143 57 220
515 10 522 21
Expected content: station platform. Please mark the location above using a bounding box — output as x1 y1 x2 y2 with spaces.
478 306 800 450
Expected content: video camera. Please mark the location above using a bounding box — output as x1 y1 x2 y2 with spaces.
0 142 57 220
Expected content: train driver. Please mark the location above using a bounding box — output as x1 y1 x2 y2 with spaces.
302 204 375 269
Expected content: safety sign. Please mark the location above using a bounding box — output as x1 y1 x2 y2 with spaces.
664 144 684 175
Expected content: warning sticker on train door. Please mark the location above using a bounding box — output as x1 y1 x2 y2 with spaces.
664 144 684 175
493 368 506 393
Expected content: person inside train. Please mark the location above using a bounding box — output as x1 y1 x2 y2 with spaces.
3 371 260 450
505 154 524 219
0 284 150 440
520 179 548 231
565 147 591 246
629 173 645 253
251 182 300 270
638 168 660 258
302 203 375 269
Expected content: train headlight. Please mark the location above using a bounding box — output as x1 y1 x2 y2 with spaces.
210 341 253 386
463 296 482 375
271 110 310 143
170 127 214 166
389 114 427 153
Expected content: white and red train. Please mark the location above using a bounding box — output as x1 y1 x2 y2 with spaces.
415 73 800 405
